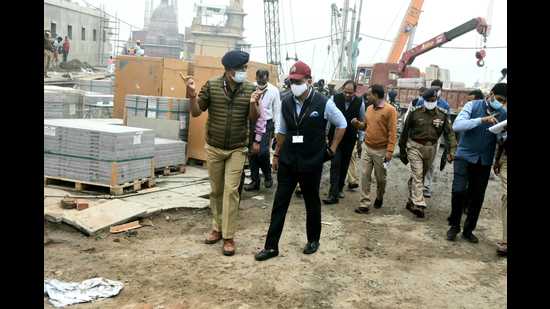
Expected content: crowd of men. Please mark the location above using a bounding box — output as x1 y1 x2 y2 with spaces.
44 31 71 78
185 50 508 260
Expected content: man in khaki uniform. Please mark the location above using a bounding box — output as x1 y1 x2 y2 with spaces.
186 50 261 256
351 84 398 214
399 88 457 218
44 31 54 78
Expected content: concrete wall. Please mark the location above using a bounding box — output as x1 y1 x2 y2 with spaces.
44 0 111 66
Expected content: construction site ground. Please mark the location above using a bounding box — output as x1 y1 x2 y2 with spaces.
44 147 507 309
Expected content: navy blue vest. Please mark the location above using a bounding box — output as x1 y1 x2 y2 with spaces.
328 93 361 143
456 100 507 165
279 90 328 172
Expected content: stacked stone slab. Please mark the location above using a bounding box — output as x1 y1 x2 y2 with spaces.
77 79 114 94
83 92 114 118
125 95 190 141
44 86 84 119
44 119 155 186
154 138 187 169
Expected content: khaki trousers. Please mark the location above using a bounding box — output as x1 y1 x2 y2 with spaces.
423 136 442 192
206 144 247 239
406 140 436 207
498 154 507 242
360 145 387 207
44 50 52 76
346 144 359 185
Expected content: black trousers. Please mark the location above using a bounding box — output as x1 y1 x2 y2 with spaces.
328 138 355 197
264 162 323 250
448 158 492 234
249 120 274 184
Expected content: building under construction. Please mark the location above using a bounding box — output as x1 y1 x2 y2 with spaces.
44 0 113 66
183 0 250 60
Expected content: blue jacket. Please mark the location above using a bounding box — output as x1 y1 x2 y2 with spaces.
452 100 507 165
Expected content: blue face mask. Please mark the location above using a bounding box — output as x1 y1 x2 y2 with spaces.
489 98 503 110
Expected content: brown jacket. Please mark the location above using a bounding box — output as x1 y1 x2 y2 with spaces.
363 102 398 155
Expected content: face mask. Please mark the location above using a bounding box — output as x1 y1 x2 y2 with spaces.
291 83 308 97
424 101 437 110
232 71 247 83
256 82 268 90
489 98 503 110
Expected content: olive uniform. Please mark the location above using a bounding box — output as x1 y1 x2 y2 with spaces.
399 105 457 210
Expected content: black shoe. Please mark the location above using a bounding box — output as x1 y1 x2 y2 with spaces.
244 181 260 191
303 241 320 254
373 199 383 209
462 232 479 243
416 207 425 218
355 207 370 214
347 183 359 190
323 196 339 205
264 178 273 188
255 249 279 261
447 226 460 241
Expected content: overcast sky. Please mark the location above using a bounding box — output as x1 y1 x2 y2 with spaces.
80 0 506 87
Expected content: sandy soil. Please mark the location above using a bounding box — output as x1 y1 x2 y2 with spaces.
44 148 507 309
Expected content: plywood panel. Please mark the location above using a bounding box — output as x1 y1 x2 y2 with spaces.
161 58 191 99
187 55 225 161
114 56 164 120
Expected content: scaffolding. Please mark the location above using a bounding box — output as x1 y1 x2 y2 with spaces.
99 7 121 65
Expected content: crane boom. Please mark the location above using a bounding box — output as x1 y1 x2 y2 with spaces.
386 0 425 64
397 17 489 72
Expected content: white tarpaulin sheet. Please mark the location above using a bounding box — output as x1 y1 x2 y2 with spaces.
44 277 124 308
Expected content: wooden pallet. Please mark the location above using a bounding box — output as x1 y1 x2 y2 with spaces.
44 176 156 196
155 164 186 176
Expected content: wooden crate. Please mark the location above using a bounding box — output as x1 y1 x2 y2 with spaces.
44 176 156 196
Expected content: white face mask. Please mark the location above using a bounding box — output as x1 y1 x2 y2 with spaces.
291 83 308 97
232 71 247 83
425 101 437 110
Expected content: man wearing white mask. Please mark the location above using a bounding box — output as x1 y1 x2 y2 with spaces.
414 80 450 198
186 50 261 256
399 88 456 218
255 61 347 261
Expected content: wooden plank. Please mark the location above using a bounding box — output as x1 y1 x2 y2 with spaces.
114 55 164 120
109 220 142 233
45 175 155 195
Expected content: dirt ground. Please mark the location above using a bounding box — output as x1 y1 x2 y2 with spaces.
44 148 507 309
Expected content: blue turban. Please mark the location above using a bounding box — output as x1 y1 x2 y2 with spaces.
222 50 250 69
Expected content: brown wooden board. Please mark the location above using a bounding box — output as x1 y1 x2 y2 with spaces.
161 58 190 99
114 56 164 120
187 56 225 161
44 176 156 196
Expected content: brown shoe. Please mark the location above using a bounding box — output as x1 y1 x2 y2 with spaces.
205 230 222 244
223 239 235 256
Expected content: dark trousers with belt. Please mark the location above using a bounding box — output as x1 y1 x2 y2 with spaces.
328 138 356 198
448 158 492 234
249 120 274 184
264 162 323 250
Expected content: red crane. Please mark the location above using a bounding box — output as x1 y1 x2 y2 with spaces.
397 17 489 72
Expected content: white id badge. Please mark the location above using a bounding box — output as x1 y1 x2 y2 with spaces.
292 135 304 143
